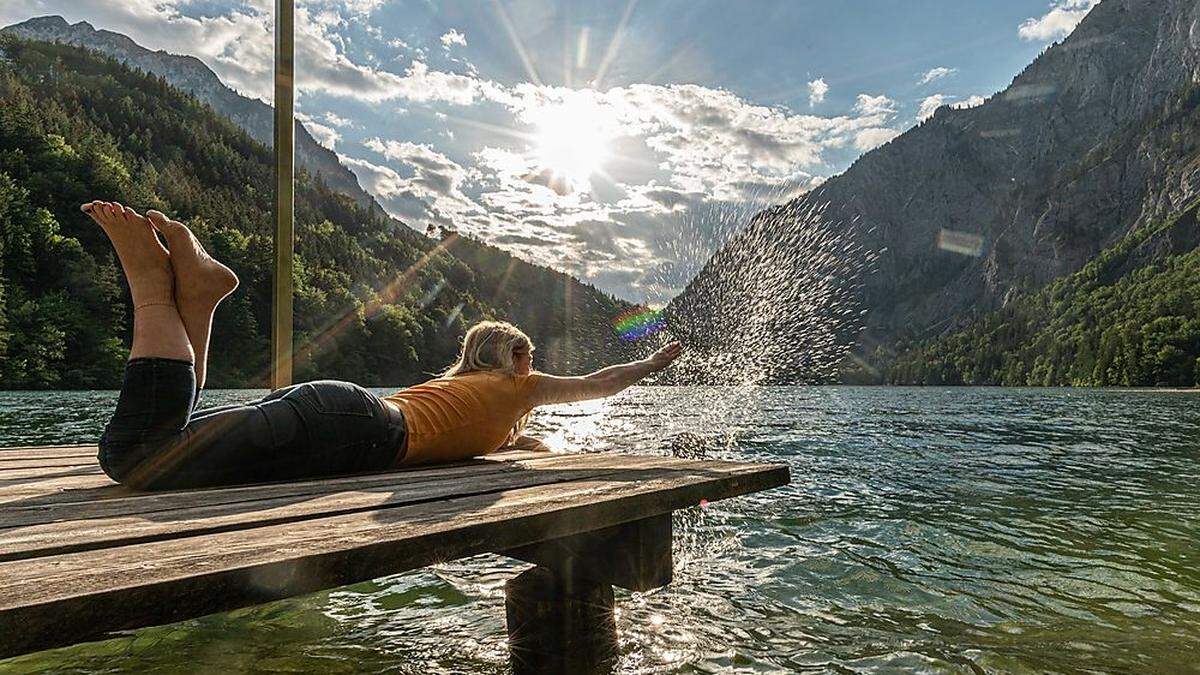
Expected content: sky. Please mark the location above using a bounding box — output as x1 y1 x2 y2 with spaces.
1 0 1099 304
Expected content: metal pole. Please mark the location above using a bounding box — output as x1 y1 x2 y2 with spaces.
272 0 295 389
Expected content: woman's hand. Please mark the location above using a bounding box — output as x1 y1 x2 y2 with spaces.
648 341 683 371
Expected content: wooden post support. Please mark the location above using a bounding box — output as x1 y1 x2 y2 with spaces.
503 513 672 591
271 0 295 389
505 565 618 675
502 515 673 674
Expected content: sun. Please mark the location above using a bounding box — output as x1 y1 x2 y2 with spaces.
528 96 613 188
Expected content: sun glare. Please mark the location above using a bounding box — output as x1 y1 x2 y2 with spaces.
529 97 613 187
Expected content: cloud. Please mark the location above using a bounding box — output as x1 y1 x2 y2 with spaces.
853 93 896 117
347 141 486 230
918 93 987 122
918 67 957 86
321 112 355 127
363 138 472 196
954 95 986 109
917 94 948 121
1018 0 1099 42
352 80 898 301
301 0 388 17
533 84 885 195
6 0 907 303
854 127 901 152
294 11 507 105
296 113 341 148
640 187 705 211
0 0 508 106
440 29 466 48
808 78 829 106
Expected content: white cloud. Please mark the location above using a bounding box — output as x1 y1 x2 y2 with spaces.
294 10 508 105
440 29 466 48
917 94 948 121
502 83 887 202
918 67 957 86
918 93 987 122
953 95 986 109
0 0 506 106
343 146 486 230
321 112 355 127
0 0 914 302
296 113 341 148
300 0 387 17
350 80 900 300
1018 0 1099 42
808 78 829 106
853 93 896 117
854 127 901 152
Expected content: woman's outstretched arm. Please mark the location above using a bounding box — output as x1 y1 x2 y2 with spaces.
531 341 682 406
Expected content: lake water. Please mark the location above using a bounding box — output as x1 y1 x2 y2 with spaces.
1 387 1198 673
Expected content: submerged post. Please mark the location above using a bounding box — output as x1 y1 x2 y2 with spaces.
271 0 295 389
502 515 674 674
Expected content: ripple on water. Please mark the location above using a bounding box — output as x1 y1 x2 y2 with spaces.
2 386 1199 673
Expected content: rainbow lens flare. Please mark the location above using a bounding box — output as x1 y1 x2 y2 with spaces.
613 307 666 341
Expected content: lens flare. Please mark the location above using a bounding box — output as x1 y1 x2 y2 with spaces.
613 307 665 341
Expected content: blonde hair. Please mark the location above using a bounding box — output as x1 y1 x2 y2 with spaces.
443 320 534 377
444 321 535 444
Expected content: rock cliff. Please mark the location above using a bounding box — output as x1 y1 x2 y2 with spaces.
673 0 1200 379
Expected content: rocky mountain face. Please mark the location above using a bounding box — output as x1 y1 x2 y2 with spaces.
1 15 379 212
673 0 1200 379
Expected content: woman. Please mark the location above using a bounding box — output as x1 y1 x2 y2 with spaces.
83 200 681 490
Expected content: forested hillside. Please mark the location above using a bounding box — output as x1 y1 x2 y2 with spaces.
0 37 632 389
886 200 1200 386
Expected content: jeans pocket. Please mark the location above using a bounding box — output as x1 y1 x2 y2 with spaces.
302 381 376 418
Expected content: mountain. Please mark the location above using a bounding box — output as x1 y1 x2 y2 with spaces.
672 0 1200 383
889 198 1200 386
0 36 633 389
1 15 379 213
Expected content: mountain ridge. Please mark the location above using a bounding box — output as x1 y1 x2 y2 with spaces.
1 15 383 215
673 0 1200 381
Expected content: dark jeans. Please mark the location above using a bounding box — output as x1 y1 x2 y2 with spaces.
99 358 407 490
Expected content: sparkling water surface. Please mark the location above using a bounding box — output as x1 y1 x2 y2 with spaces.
1 387 1198 673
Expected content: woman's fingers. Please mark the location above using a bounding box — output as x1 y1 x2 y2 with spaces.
649 341 683 370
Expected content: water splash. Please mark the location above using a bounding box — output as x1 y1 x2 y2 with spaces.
659 188 878 386
613 306 666 341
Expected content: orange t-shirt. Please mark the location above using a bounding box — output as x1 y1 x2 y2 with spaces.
385 371 544 466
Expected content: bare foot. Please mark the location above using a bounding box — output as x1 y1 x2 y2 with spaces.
145 209 239 387
145 210 239 308
82 201 175 306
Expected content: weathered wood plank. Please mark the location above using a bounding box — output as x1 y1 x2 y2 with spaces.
0 450 554 525
0 449 548 506
0 454 701 561
0 481 127 507
0 465 103 483
0 460 788 657
0 457 98 472
0 445 97 460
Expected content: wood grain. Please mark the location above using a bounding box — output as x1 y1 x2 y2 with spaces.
0 446 789 659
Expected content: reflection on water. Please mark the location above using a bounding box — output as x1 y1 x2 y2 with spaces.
2 387 1199 673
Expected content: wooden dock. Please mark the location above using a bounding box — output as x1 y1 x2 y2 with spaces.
0 444 788 672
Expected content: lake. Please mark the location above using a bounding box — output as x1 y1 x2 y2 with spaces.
1 387 1198 673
